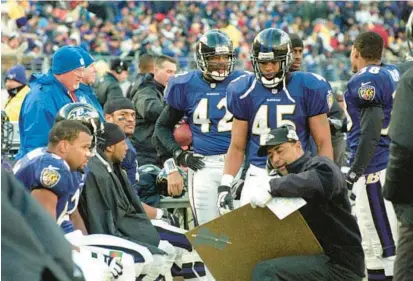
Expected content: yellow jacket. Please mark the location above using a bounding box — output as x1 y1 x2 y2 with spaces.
4 85 30 122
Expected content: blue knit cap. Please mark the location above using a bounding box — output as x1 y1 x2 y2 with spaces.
5 64 27 85
73 46 95 67
52 46 85 75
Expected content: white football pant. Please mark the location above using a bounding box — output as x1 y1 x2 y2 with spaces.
353 169 398 277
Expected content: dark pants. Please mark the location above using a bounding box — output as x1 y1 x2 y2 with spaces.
394 224 413 281
252 254 363 281
332 135 346 167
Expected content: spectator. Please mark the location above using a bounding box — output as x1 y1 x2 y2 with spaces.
94 58 128 107
4 64 30 122
73 47 104 121
130 55 177 166
126 53 155 100
16 46 85 160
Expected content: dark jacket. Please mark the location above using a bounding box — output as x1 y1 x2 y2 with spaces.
269 152 365 277
383 66 413 226
79 152 164 255
130 74 165 166
1 171 75 281
94 72 124 107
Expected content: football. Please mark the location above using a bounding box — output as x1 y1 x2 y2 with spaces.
173 123 192 148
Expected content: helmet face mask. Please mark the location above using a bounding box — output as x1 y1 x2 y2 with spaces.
55 103 103 152
195 30 235 81
251 28 293 88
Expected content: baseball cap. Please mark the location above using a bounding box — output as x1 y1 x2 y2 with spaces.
257 126 299 157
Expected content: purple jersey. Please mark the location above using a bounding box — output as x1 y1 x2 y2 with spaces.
344 65 397 174
164 70 246 155
14 148 80 233
227 71 331 168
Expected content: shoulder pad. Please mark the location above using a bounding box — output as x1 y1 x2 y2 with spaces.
39 165 63 188
297 72 329 90
227 72 255 95
169 71 199 85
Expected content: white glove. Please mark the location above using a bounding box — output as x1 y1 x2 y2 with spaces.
108 257 123 279
250 177 273 208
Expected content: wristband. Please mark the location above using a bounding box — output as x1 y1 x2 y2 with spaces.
221 174 234 186
156 208 164 220
164 158 178 175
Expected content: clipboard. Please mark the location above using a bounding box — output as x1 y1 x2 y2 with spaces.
186 204 323 281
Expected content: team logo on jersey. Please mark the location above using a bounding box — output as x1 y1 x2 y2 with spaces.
40 167 61 188
327 91 334 110
358 84 375 101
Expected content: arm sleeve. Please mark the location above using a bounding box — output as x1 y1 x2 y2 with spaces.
106 83 125 103
134 89 164 122
226 81 250 121
33 163 72 197
164 79 187 111
350 106 383 176
305 79 331 117
269 162 336 200
154 105 185 155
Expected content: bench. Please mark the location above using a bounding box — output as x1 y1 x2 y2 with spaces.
159 196 192 230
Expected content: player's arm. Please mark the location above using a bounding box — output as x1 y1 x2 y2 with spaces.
269 162 337 200
309 113 333 160
155 105 204 171
222 118 249 181
349 105 384 178
70 209 88 235
31 189 58 219
154 104 185 155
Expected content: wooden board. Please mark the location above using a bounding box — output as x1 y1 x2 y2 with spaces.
186 204 323 281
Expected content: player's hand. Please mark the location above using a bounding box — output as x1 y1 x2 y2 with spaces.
328 117 343 135
174 149 205 171
167 171 184 197
108 257 123 279
217 185 234 215
161 209 180 227
250 178 273 208
231 179 244 200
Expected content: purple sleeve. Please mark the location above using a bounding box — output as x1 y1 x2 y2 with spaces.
227 82 249 121
164 78 187 111
305 80 331 117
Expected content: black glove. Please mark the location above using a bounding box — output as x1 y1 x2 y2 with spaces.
217 185 234 215
173 148 205 171
161 209 180 227
345 171 359 204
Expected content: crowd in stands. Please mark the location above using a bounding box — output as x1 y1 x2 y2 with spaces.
1 1 413 82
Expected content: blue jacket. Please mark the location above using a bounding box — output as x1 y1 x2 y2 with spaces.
76 83 105 122
16 71 76 160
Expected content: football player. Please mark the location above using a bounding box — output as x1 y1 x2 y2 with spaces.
220 28 333 211
13 105 164 281
344 31 398 281
154 29 247 225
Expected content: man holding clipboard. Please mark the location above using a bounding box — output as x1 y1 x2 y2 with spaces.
250 125 365 281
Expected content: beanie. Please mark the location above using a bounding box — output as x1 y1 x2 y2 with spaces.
104 98 135 114
5 64 27 85
101 122 126 148
52 46 85 75
73 46 95 68
290 34 304 48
